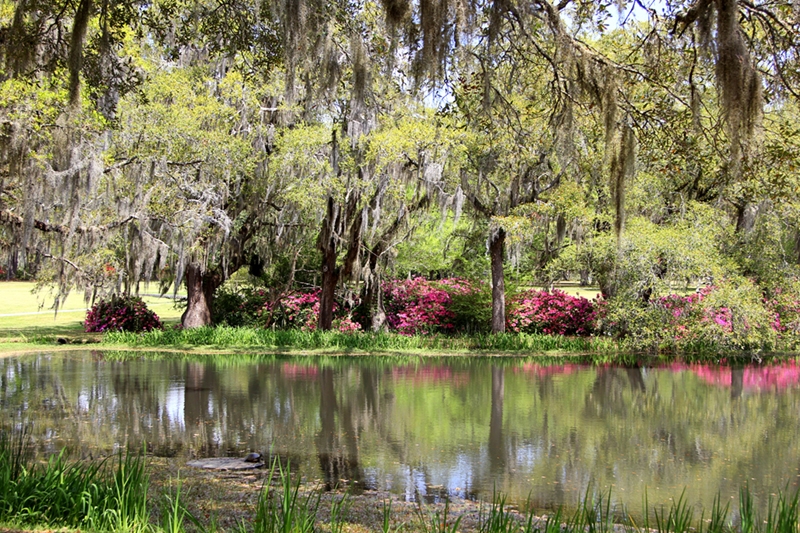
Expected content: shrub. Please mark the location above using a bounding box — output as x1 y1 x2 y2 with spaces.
212 285 271 327
383 277 483 335
603 278 780 352
507 289 600 336
84 295 163 333
267 290 362 333
270 290 321 331
764 279 800 345
447 282 492 334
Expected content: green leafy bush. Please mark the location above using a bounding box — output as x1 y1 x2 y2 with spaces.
212 285 272 327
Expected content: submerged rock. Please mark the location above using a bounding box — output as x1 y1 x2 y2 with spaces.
186 456 265 470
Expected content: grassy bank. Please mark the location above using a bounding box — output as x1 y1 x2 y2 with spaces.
0 282 781 362
103 327 611 354
0 281 181 353
0 323 780 363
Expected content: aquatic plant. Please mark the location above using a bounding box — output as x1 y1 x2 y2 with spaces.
250 458 320 533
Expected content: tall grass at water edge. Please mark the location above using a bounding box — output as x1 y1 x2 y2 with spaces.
0 425 150 531
218 464 800 533
104 327 606 353
470 487 800 533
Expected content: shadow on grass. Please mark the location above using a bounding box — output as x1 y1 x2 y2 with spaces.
0 323 87 340
0 318 181 343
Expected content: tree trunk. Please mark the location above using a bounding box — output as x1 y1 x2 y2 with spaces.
490 227 506 334
318 238 339 331
181 262 219 329
735 202 758 234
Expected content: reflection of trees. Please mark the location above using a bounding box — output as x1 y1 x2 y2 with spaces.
732 367 743 400
184 362 220 457
6 354 800 520
317 367 363 490
489 365 506 473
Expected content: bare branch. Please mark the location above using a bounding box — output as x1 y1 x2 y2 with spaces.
0 209 137 235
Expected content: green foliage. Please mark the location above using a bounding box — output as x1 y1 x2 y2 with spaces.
448 283 493 334
212 285 272 327
161 477 194 533
551 210 730 299
251 458 320 533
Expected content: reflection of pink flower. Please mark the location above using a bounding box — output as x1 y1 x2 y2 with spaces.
391 366 470 386
515 363 587 376
691 361 800 390
282 363 319 380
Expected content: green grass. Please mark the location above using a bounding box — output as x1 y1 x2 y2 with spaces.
102 326 614 355
0 281 183 341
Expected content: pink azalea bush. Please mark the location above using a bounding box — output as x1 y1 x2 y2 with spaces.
383 277 481 335
764 281 800 338
267 290 362 333
84 295 163 333
506 289 600 336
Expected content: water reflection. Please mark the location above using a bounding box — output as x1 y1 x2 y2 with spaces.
1 352 800 520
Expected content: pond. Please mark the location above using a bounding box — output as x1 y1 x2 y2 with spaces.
2 350 800 520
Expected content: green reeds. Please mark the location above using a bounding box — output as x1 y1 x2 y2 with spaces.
0 426 150 531
383 499 403 533
248 458 320 533
479 491 517 533
161 475 205 533
652 490 694 533
328 490 352 533
416 498 462 533
474 486 798 533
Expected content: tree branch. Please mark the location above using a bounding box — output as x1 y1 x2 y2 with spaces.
0 209 137 235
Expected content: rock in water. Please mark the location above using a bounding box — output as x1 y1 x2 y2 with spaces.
187 457 263 470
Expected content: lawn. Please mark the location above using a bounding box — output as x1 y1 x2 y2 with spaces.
0 281 183 340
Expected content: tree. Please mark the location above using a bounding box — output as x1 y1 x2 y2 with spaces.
3 0 800 328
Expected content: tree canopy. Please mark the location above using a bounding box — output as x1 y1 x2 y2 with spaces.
1 0 799 332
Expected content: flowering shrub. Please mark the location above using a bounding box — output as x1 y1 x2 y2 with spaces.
84 295 163 333
383 277 481 335
764 281 800 340
213 284 363 332
268 290 362 333
272 291 321 331
506 289 599 336
605 279 780 351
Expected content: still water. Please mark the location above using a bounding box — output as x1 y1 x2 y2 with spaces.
2 351 800 518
